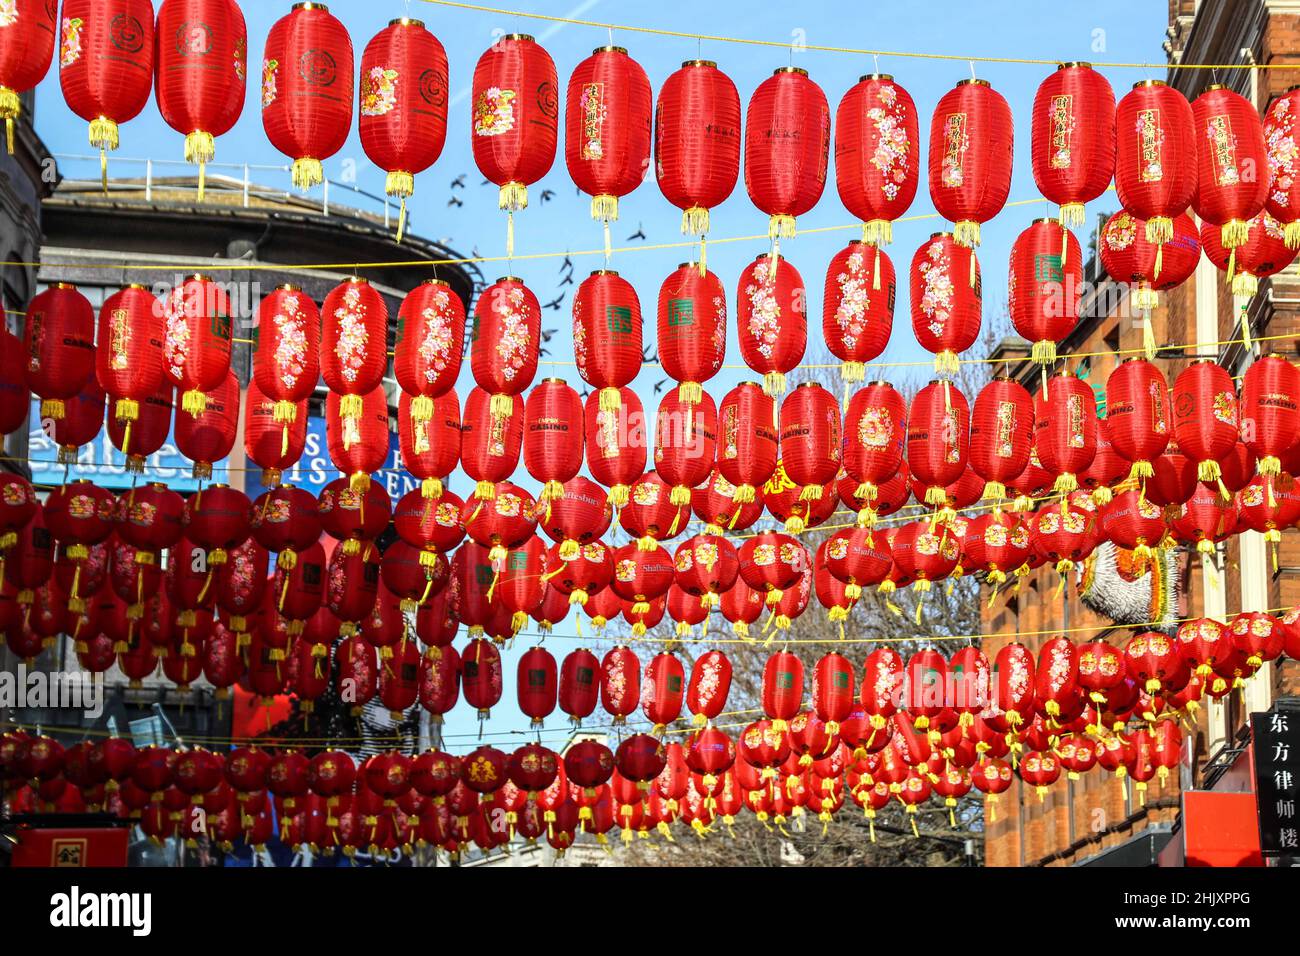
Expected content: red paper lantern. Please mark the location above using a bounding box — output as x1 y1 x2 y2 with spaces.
23 283 94 421
1171 360 1239 487
0 0 56 153
1106 358 1171 484
399 390 460 500
1009 219 1082 370
162 274 233 417
744 66 829 240
252 283 318 440
540 475 612 556
1034 372 1097 496
907 380 969 508
1115 81 1197 270
655 59 740 247
737 531 806 605
843 380 907 516
471 276 540 417
601 645 640 724
244 380 306 487
251 484 321 571
572 270 642 412
565 45 652 227
657 262 727 405
359 17 447 239
823 241 895 382
780 383 840 498
394 279 463 413
461 637 503 718
835 74 918 248
174 369 238 479
95 284 164 444
928 78 1013 252
155 0 247 199
1191 85 1269 264
524 378 584 503
673 533 738 610
59 0 154 178
559 648 601 724
1031 63 1115 229
653 388 716 507
50 378 105 466
1264 87 1300 246
322 275 387 428
910 232 984 375
584 387 646 508
1099 209 1202 327
1241 354 1300 477
969 375 1032 503
261 2 354 189
470 34 556 203
1200 210 1298 304
642 651 685 731
737 253 807 397
419 645 460 721
325 384 388 493
716 382 777 504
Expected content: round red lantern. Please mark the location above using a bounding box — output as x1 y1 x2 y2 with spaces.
524 378 584 504
261 2 354 190
162 274 232 417
584 387 647 508
472 276 540 419
573 270 642 412
836 74 918 249
359 17 447 240
1107 358 1171 484
1009 219 1082 370
780 383 840 498
1034 372 1097 495
174 369 238 479
244 380 306 487
653 388 716 507
252 284 318 441
1172 360 1240 487
1240 353 1300 477
969 375 1032 503
657 262 726 406
399 390 460 499
910 232 982 373
907 380 969 508
95 284 165 443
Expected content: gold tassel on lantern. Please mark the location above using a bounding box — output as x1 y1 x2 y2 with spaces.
0 86 19 155
292 157 324 191
89 116 120 194
386 170 415 243
184 130 216 202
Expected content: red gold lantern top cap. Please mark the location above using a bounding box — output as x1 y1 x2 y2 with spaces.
929 231 953 240
52 282 77 290
502 34 535 42
542 377 567 385
347 276 368 285
591 269 620 277
126 283 149 290
1032 217 1060 226
277 283 301 292
870 379 892 387
957 78 991 88
775 67 809 77
189 274 212 283
859 73 894 82
390 17 424 27
795 382 823 390
738 381 763 389
423 278 450 288
1132 79 1167 89
683 60 717 68
293 2 329 10
495 276 522 284
1057 62 1093 69
594 46 628 55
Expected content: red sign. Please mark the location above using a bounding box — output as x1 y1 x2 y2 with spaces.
11 827 130 867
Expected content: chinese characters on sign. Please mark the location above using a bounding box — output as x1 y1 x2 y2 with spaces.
1251 707 1300 858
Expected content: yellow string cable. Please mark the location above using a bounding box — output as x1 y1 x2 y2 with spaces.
416 0 1288 71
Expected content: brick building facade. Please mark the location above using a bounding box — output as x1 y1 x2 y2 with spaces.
982 0 1300 867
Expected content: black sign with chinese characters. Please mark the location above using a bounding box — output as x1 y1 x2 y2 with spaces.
1251 706 1300 857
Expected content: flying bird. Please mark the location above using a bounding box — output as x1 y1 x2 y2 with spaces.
626 224 646 241
544 296 565 311
450 174 466 189
540 189 556 204
653 378 667 395
558 273 574 287
559 254 574 275
447 196 463 208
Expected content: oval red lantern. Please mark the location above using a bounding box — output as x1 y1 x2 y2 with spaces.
1034 371 1097 496
642 651 685 732
565 45 652 228
1240 353 1300 477
737 253 807 397
910 233 982 373
1009 218 1082 370
906 380 970 509
1106 358 1171 484
927 78 1013 253
836 74 918 248
325 384 388 493
657 262 726 405
584 387 647 508
524 378 584 504
1191 85 1269 266
653 388 716 507
744 66 829 241
780 382 841 499
601 645 641 724
59 0 154 180
244 380 306 488
95 284 165 444
0 0 56 153
174 369 238 479
969 375 1032 504
559 647 601 724
23 283 94 422
252 284 318 440
573 269 642 412
162 274 232 417
655 59 740 249
399 390 460 499
359 17 447 240
261 2 354 190
471 33 557 245
823 241 895 382
155 0 247 199
1031 63 1115 230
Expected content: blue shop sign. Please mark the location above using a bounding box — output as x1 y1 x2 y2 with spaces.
26 399 212 492
243 415 420 502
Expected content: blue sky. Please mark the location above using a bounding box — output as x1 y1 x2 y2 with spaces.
33 1 1169 751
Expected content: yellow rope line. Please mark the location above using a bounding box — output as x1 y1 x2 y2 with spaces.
417 0 1287 71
